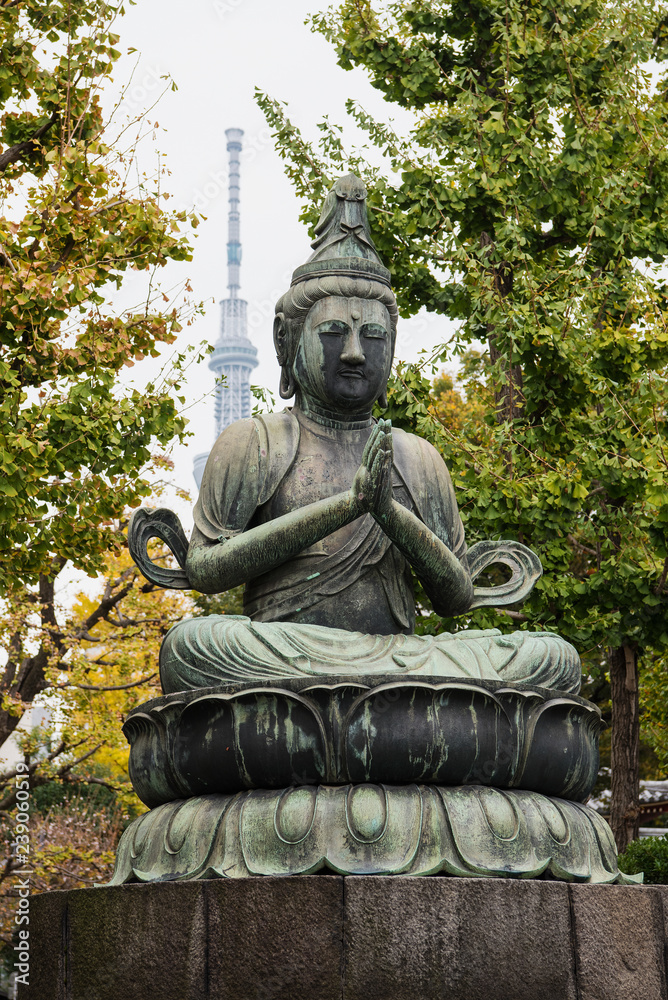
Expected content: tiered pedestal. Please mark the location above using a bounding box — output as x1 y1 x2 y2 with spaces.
30 677 650 997
29 876 668 999
110 677 631 884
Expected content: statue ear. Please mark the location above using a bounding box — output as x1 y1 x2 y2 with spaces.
273 313 295 399
377 390 388 410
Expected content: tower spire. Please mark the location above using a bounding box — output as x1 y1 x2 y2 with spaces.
225 127 243 299
192 127 259 491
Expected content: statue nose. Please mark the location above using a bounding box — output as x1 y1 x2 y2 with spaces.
340 330 365 364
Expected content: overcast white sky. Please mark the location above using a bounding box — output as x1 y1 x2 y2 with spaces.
106 0 454 519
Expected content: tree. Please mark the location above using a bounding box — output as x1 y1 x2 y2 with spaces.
36 545 189 795
0 541 192 942
258 0 668 849
0 1 199 752
639 650 668 772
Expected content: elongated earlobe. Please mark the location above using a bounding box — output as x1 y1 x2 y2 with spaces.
279 369 296 400
274 313 296 399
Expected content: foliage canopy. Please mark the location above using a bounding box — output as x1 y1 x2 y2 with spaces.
258 0 668 848
258 0 668 657
0 0 199 865
0 0 196 590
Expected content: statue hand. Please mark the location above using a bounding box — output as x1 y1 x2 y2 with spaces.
351 419 393 517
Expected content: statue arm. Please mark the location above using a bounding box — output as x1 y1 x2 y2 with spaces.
366 421 473 615
186 490 365 594
188 417 405 594
378 501 473 615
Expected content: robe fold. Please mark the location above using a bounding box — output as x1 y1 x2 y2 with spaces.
193 409 467 630
161 409 582 696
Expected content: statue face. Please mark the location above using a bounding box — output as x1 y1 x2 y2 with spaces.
295 296 392 413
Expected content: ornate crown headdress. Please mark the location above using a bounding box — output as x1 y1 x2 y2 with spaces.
290 172 391 288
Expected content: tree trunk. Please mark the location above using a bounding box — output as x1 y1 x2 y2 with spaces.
479 231 523 424
488 335 524 423
609 643 639 852
0 573 61 750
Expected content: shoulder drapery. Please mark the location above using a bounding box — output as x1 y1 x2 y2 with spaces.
192 411 467 627
392 427 467 565
193 410 300 542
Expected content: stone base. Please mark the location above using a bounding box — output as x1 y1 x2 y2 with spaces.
28 877 668 999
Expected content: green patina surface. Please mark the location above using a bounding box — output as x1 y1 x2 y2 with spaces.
109 785 639 885
116 175 627 884
124 677 602 809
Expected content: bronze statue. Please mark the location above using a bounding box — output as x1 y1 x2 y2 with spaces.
114 174 635 885
133 172 577 696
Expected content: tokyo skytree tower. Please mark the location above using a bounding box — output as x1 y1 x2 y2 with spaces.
193 128 258 490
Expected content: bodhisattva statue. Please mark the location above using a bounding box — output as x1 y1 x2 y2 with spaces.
110 174 638 884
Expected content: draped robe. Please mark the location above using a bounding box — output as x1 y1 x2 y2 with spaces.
160 410 580 694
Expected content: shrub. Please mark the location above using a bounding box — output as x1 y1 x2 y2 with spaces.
618 835 668 884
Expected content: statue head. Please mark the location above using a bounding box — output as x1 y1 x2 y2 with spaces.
274 174 398 412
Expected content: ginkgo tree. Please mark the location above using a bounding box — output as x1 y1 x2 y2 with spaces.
258 0 668 850
0 0 199 757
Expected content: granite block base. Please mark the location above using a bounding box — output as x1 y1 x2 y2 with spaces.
26 876 668 1000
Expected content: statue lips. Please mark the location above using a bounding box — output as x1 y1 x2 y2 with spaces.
336 366 368 399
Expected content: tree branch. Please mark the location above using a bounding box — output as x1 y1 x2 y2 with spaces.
56 743 104 776
568 534 599 558
0 242 18 272
493 608 528 621
73 574 137 639
0 111 59 172
59 774 119 794
655 555 668 596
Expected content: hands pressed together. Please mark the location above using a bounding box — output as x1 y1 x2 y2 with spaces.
351 418 394 521
191 414 472 612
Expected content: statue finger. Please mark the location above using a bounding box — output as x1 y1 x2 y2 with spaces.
380 431 393 468
362 422 382 465
368 428 387 468
370 449 385 484
375 420 392 456
384 421 394 457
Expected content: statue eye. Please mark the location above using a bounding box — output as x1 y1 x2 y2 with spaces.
317 321 349 336
362 324 387 339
